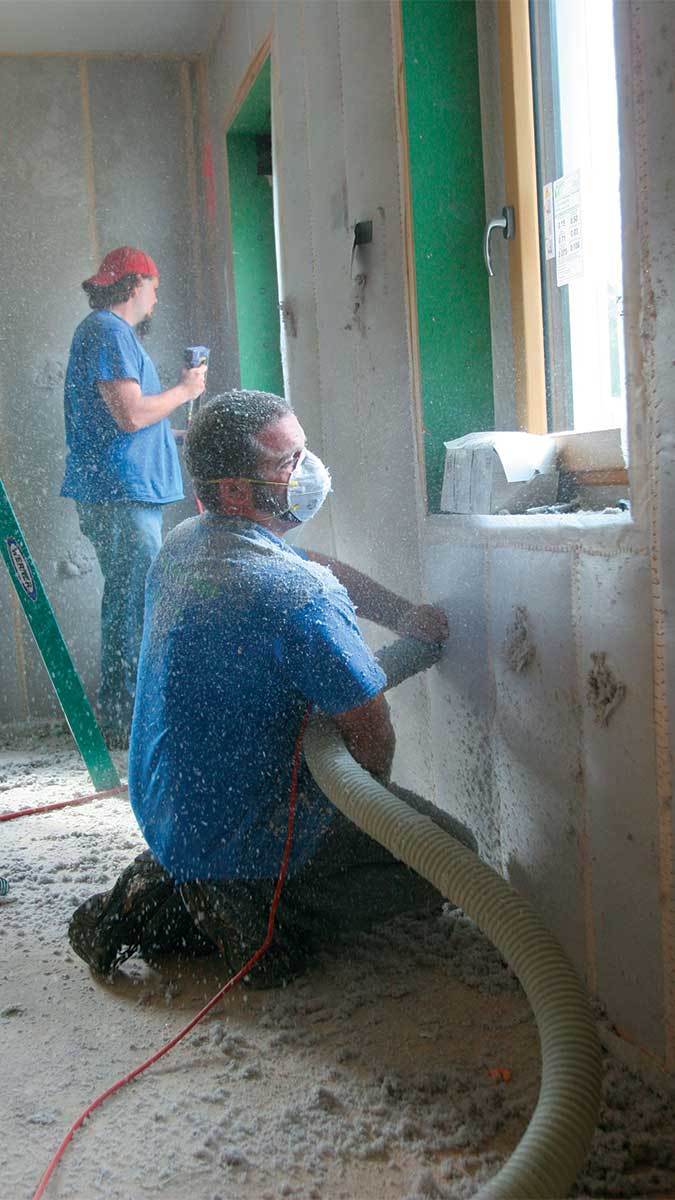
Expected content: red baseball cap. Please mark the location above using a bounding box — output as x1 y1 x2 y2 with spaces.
84 246 159 287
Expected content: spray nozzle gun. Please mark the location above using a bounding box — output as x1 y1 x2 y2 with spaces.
184 345 210 370
183 346 210 425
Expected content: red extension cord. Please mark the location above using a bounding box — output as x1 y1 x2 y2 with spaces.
3 709 310 1199
0 785 129 823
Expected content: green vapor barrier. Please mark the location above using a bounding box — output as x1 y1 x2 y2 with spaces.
402 0 494 511
0 479 120 790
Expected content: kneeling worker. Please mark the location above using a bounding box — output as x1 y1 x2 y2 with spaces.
69 390 476 986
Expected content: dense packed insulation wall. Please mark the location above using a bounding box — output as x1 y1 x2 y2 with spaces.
202 0 673 1069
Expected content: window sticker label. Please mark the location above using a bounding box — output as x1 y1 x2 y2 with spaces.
553 169 583 286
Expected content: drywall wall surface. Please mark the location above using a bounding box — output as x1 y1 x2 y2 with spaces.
0 55 198 720
207 0 270 125
272 7 340 558
579 550 664 1056
270 2 341 525
489 548 588 973
0 0 224 55
87 59 196 389
632 0 675 1068
0 57 100 720
273 0 427 594
200 62 239 396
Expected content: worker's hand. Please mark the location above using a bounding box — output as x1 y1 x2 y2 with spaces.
180 364 208 401
397 603 449 644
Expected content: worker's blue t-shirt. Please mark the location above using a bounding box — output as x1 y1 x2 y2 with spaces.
60 310 183 504
128 516 386 882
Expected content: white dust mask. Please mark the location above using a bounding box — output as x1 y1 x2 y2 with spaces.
198 448 332 524
279 449 332 524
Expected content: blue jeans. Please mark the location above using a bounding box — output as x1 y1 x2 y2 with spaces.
77 501 163 737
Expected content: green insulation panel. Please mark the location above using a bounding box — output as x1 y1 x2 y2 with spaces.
227 58 284 396
402 0 494 510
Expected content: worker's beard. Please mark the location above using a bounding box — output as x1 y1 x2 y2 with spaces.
135 316 153 339
251 481 293 522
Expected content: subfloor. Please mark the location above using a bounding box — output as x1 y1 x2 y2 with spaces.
2 725 674 1200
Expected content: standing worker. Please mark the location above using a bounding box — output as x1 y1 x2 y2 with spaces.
60 246 207 746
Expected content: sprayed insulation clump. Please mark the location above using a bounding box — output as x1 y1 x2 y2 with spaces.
586 651 627 726
401 1048 675 1200
572 1054 675 1198
503 606 536 674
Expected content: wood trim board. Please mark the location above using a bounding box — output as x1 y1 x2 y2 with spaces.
497 0 547 434
222 32 272 133
390 0 428 509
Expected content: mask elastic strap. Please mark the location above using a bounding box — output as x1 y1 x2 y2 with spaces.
196 476 299 490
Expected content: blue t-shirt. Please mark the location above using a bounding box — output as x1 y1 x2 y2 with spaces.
60 310 183 504
128 516 386 882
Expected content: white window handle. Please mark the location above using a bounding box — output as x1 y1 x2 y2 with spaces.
484 206 516 276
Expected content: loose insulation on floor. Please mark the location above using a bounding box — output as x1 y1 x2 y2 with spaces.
2 725 674 1200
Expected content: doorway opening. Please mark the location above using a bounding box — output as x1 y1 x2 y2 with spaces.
226 56 283 395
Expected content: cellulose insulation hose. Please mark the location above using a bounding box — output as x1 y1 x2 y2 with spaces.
303 637 602 1200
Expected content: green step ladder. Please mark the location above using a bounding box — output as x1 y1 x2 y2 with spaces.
0 479 120 790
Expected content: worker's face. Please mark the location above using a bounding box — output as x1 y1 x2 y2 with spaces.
248 412 307 532
256 413 306 482
132 276 159 338
211 412 309 529
136 275 159 320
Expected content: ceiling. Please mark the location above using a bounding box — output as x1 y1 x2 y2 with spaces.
0 1 226 56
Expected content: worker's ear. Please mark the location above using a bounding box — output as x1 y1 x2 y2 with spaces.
216 477 253 515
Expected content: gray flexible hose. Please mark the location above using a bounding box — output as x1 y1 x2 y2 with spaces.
303 636 601 1200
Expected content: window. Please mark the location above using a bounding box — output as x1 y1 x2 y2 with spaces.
530 0 626 438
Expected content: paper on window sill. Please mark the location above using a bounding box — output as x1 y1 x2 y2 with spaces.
441 431 558 514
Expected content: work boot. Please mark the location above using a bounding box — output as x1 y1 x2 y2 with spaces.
137 894 216 966
242 940 313 990
68 852 175 975
68 891 134 975
180 878 313 989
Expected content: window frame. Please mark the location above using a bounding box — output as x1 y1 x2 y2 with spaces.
393 0 632 515
528 0 575 432
500 0 628 470
497 0 548 436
